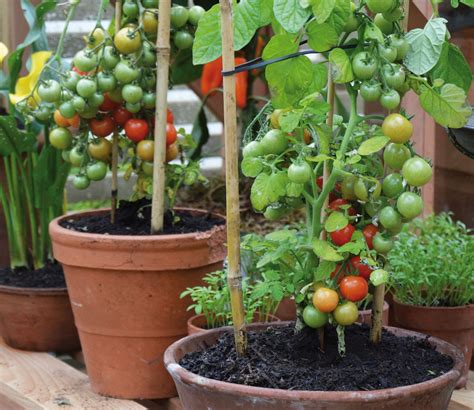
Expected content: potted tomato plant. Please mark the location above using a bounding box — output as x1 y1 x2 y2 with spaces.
0 3 80 353
165 0 471 408
388 212 474 387
16 0 225 400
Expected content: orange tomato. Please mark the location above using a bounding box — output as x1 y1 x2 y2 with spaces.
68 113 80 128
166 143 179 162
54 110 70 127
312 287 339 313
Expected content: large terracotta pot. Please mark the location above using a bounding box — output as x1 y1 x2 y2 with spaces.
357 301 390 326
275 297 296 321
0 285 80 352
187 313 280 335
393 297 474 388
165 323 463 410
50 208 226 399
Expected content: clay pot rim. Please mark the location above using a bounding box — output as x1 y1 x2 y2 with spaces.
187 313 281 332
0 284 68 296
50 207 226 242
165 322 463 401
393 296 474 312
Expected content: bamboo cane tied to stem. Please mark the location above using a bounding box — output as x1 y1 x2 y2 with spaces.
151 0 171 234
370 0 411 344
111 0 121 224
220 0 247 355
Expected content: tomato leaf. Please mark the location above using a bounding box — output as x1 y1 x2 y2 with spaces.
328 48 354 84
338 239 365 254
430 42 472 93
326 0 351 34
314 260 336 281
273 0 311 33
286 181 304 197
404 18 447 75
419 83 472 128
311 63 329 92
265 229 297 242
250 171 288 211
307 21 339 52
370 269 389 286
279 110 302 132
241 156 263 177
312 239 344 261
312 0 336 23
262 33 299 60
325 211 349 233
358 136 390 156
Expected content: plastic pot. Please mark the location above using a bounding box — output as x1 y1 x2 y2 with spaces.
50 208 226 399
165 322 463 410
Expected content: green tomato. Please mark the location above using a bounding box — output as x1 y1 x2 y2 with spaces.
114 61 139 84
352 52 377 80
354 178 381 202
86 161 108 181
379 206 402 230
122 0 139 17
69 147 87 167
62 149 71 163
333 301 359 326
360 82 382 102
374 13 394 35
382 63 406 89
72 96 86 112
141 0 158 7
59 101 76 119
288 162 311 184
188 5 205 25
242 141 264 158
34 105 53 122
343 2 359 32
142 92 156 109
382 173 404 198
49 127 72 150
397 191 423 219
102 46 120 70
38 80 61 103
174 31 194 50
125 101 142 113
73 49 98 72
76 78 97 98
373 233 394 254
263 204 291 221
366 0 394 13
389 34 410 61
384 142 411 170
365 196 388 217
141 72 156 90
261 129 288 155
63 71 80 91
402 157 432 187
383 7 403 21
97 72 117 92
341 175 358 200
170 6 189 28
380 89 400 110
141 161 154 176
378 44 397 63
88 92 105 108
303 305 328 329
122 84 143 104
142 42 156 67
73 174 90 190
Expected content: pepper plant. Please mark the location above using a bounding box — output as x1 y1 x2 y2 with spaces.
193 0 472 352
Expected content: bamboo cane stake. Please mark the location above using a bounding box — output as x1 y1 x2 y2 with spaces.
220 0 247 355
151 0 171 234
370 0 410 344
110 0 121 224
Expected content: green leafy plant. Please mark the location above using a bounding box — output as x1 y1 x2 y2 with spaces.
388 213 474 307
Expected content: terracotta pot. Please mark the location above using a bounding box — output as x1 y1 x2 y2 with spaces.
275 297 297 321
50 208 226 399
165 322 463 410
357 301 390 326
187 313 280 335
0 285 80 352
393 298 474 388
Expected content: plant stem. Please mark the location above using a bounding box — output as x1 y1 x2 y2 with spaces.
220 0 247 356
150 0 171 233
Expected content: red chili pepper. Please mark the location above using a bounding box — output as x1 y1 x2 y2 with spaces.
201 57 223 96
234 57 248 109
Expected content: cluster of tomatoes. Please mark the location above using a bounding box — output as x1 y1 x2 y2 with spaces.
23 1 199 190
342 0 410 109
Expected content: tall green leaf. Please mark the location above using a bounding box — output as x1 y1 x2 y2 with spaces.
273 0 311 33
0 116 36 156
328 48 353 83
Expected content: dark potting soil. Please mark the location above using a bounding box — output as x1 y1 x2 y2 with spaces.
60 198 224 236
180 324 454 391
0 262 66 288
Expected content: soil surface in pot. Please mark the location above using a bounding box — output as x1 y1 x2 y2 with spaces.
60 199 224 235
180 323 453 391
0 262 66 288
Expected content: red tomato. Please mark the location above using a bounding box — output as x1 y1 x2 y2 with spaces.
72 66 88 76
112 106 133 127
167 108 174 124
340 275 369 302
330 224 355 246
100 93 120 112
90 116 115 138
328 198 357 216
166 123 177 146
362 224 378 249
349 256 373 280
125 119 149 142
